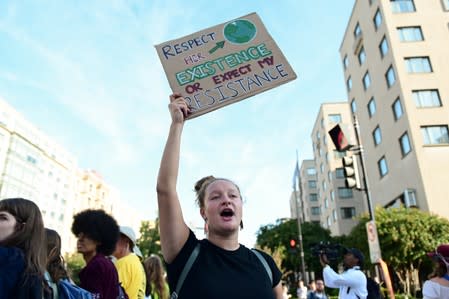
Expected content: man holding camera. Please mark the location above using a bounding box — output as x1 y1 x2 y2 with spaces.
320 247 367 299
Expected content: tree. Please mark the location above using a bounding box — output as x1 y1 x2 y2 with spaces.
346 207 449 296
136 219 161 259
256 218 333 280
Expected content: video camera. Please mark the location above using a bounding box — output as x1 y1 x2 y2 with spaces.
310 242 344 260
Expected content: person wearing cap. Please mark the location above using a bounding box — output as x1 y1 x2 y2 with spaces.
422 244 449 299
113 226 147 299
320 247 367 299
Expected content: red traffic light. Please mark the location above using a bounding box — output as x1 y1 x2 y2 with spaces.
290 239 296 248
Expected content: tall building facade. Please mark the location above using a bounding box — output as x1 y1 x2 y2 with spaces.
298 159 320 224
310 102 365 236
0 98 138 254
340 0 449 218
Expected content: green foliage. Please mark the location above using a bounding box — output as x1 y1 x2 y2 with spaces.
256 218 332 276
136 219 161 259
65 253 85 285
346 206 449 295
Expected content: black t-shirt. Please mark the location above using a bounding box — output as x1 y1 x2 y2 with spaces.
166 230 282 299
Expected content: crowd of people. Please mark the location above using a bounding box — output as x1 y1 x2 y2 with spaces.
0 198 168 299
1 93 449 299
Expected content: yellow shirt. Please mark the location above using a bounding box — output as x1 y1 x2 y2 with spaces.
115 253 146 299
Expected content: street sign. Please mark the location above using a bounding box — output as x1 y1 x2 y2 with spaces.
366 220 382 263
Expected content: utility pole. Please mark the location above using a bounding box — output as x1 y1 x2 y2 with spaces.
293 151 307 283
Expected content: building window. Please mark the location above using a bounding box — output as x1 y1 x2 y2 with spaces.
324 197 329 208
373 9 382 30
386 66 396 87
373 126 382 145
307 167 317 175
400 132 412 156
308 180 317 188
368 97 377 117
336 168 345 178
412 90 442 108
311 207 321 215
322 181 327 191
341 207 356 219
391 0 416 13
310 193 318 202
392 97 404 120
363 71 371 90
347 77 353 91
338 187 354 199
379 36 389 58
328 114 342 123
421 126 449 145
398 26 424 42
331 190 335 201
354 23 362 38
343 55 349 70
351 99 357 113
405 57 433 73
358 47 366 65
328 171 332 181
333 209 338 221
378 156 389 177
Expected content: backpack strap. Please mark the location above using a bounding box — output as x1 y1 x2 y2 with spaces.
251 249 273 285
170 243 201 299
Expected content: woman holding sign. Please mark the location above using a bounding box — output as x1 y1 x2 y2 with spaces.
156 93 283 299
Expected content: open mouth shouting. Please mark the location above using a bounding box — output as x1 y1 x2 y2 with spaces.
220 208 235 221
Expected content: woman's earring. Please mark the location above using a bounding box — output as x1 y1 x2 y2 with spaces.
240 220 244 230
204 218 208 234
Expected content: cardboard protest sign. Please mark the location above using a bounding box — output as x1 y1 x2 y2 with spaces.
155 12 297 119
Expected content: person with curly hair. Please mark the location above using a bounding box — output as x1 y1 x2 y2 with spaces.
0 197 47 299
71 209 123 299
156 93 283 299
143 255 169 299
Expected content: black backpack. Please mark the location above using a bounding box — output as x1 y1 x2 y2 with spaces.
349 274 381 299
366 277 381 299
347 276 382 299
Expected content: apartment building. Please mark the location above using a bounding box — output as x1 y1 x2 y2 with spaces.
310 102 366 236
0 98 138 253
340 0 449 218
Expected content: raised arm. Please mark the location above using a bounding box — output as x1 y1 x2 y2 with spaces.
156 93 191 263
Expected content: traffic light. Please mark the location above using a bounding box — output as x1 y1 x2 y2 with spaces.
289 239 297 253
328 124 351 151
342 155 361 189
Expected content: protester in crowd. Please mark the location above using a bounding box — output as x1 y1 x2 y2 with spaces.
44 228 70 298
307 279 328 299
282 282 290 299
113 226 146 299
156 93 283 298
297 279 308 299
423 244 449 299
143 254 169 299
72 209 123 299
307 280 316 295
320 247 367 299
0 197 47 299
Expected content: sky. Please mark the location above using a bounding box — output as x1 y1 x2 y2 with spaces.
0 0 355 247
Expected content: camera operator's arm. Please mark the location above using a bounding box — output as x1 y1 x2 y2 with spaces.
322 265 364 289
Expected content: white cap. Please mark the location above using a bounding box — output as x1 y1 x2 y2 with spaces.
119 226 141 255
